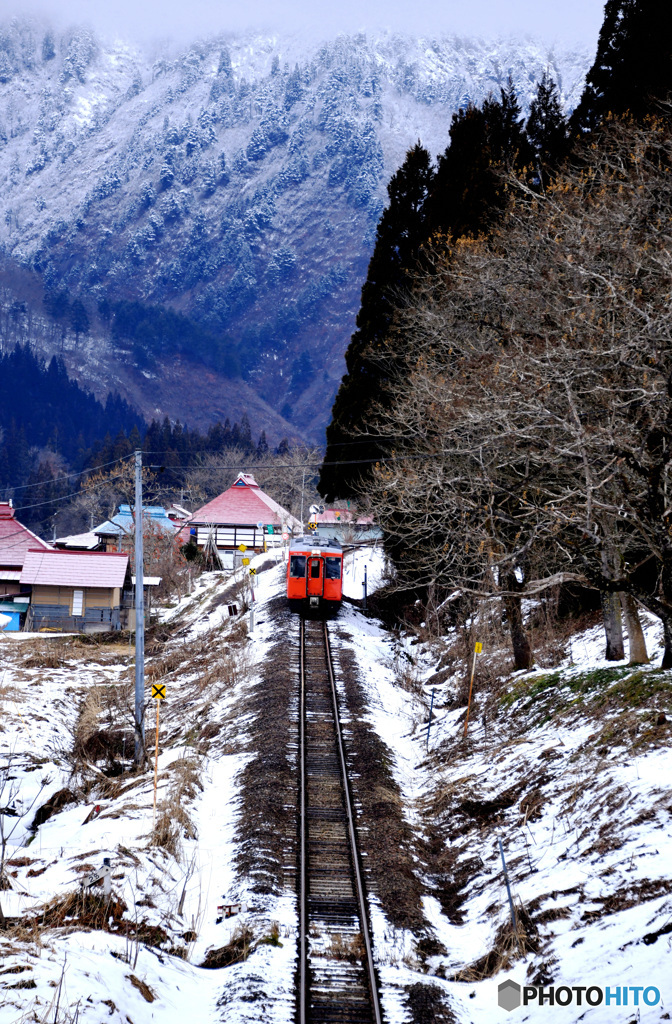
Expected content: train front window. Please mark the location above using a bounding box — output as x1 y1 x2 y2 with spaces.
310 559 321 579
325 557 341 580
290 555 306 577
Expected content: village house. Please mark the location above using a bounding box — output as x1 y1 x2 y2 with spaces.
184 473 301 569
20 549 130 633
94 504 178 552
311 508 382 545
0 502 51 628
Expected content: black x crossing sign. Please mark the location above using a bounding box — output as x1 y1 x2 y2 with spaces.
249 567 256 576
151 683 166 700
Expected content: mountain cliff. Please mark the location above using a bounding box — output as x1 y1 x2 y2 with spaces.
0 20 590 440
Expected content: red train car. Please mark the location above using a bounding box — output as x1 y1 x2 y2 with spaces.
287 535 343 612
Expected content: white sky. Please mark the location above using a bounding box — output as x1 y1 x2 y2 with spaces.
12 0 604 49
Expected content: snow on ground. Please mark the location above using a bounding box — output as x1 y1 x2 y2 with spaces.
0 553 295 1024
2 545 671 1023
332 570 672 1023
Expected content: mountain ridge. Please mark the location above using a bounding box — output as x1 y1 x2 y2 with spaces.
0 20 591 440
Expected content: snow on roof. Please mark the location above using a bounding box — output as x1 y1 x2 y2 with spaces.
0 505 52 569
53 531 101 550
187 473 301 531
95 505 178 538
21 550 129 589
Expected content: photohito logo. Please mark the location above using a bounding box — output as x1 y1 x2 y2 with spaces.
498 980 521 1012
497 980 661 1011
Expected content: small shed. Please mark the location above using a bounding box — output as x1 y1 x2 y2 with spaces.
184 473 301 569
21 550 130 633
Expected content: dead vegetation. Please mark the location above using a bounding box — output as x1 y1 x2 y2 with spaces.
150 755 202 859
451 906 539 981
325 931 366 962
200 922 255 968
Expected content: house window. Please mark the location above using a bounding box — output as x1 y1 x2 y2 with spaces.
72 590 84 616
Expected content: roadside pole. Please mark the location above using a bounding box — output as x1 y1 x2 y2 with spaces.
134 450 145 767
463 641 482 738
151 683 166 828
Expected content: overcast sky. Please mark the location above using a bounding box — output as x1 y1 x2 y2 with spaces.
14 0 604 49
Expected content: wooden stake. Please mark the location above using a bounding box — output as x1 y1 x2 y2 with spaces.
152 700 160 829
463 642 482 737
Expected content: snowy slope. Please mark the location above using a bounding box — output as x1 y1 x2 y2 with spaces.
0 20 591 437
2 547 671 1023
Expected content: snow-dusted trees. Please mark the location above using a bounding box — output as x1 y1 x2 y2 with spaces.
362 118 672 667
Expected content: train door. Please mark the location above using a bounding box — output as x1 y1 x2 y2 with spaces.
307 556 324 599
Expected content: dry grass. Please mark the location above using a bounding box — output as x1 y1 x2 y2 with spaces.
325 931 366 962
451 906 538 981
200 922 255 968
150 756 202 859
22 640 68 670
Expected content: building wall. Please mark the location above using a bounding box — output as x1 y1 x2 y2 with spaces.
32 585 116 610
29 585 121 632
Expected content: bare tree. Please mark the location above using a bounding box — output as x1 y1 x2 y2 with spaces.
360 116 672 666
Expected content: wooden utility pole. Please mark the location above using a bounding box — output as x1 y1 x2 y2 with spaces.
463 642 482 738
134 450 145 767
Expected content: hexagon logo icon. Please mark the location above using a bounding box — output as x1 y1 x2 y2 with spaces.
498 979 521 1012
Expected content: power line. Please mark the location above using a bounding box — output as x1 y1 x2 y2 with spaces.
2 453 134 496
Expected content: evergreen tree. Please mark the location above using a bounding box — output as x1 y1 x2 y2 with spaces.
256 430 269 459
70 299 90 343
526 72 569 175
427 82 532 238
319 143 434 500
571 0 672 132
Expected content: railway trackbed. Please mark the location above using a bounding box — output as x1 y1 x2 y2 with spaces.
298 616 383 1024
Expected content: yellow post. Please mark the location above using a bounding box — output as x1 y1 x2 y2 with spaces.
463 642 482 738
152 700 160 829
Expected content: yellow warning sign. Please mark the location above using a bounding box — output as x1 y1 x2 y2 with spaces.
249 567 256 576
242 557 250 566
151 683 166 700
238 544 247 552
474 642 483 654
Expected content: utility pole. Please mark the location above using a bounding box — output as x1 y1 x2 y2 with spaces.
134 450 145 767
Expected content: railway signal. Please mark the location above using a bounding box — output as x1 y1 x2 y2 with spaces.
151 682 166 827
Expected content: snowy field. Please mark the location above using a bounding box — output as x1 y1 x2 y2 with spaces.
1 545 670 1023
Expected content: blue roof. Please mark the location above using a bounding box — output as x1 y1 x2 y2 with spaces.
95 505 176 538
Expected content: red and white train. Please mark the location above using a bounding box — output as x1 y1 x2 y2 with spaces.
286 535 343 612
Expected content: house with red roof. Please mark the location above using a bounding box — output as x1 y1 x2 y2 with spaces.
21 549 130 633
0 501 52 599
184 473 301 569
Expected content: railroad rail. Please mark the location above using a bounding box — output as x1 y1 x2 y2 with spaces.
298 616 383 1024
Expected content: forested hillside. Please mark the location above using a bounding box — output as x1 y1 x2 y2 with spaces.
0 20 589 437
0 345 144 488
320 0 672 669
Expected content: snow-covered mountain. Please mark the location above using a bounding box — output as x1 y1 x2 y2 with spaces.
0 20 591 439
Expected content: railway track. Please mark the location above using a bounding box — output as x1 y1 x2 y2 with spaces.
298 616 383 1024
